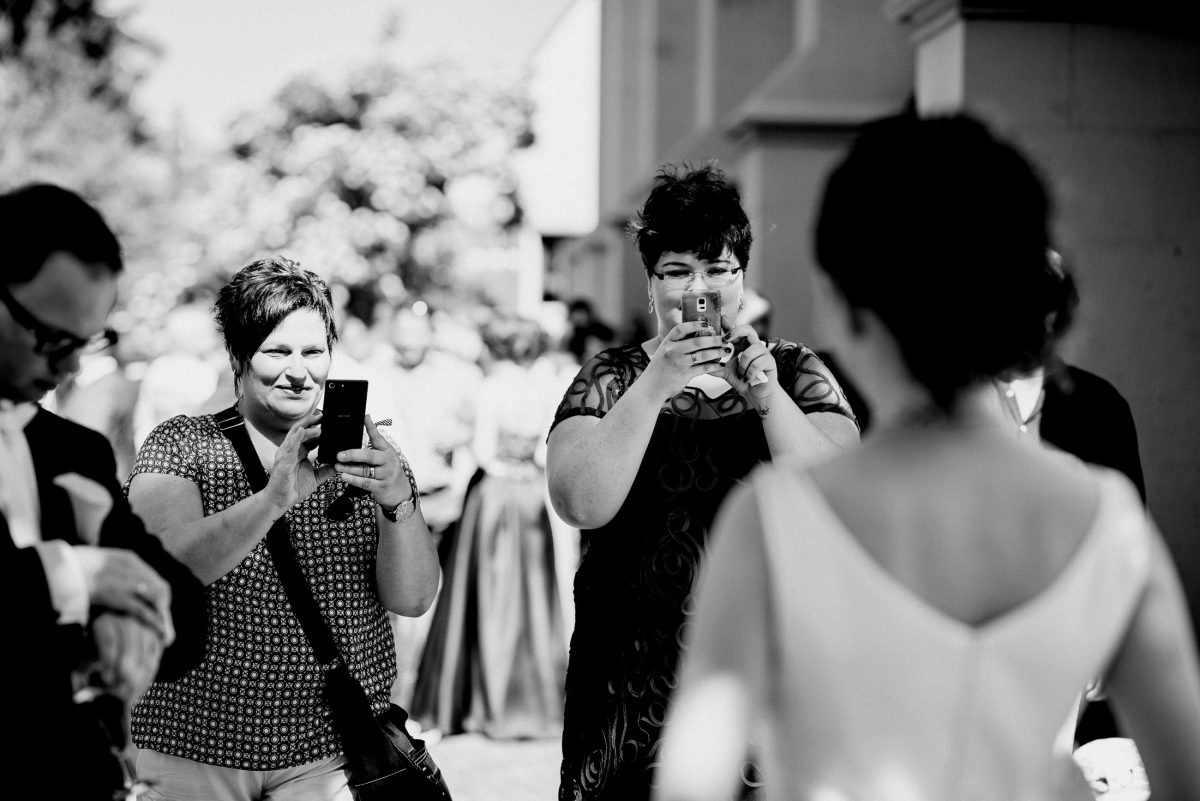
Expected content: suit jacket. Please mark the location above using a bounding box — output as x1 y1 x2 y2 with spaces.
1041 364 1146 503
1 408 206 799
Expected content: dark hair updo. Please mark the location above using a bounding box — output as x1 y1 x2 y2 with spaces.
629 162 752 274
813 113 1076 410
213 256 338 390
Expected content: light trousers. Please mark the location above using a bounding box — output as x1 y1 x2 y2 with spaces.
136 748 353 801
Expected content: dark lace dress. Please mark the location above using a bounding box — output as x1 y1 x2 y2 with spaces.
553 340 857 801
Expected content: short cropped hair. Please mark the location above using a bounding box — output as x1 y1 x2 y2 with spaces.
0 183 123 285
814 113 1072 410
628 163 752 274
213 256 338 388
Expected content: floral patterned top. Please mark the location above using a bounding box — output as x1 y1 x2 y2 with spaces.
553 340 857 801
125 414 395 770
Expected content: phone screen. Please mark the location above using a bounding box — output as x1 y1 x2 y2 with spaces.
318 379 368 464
680 289 722 333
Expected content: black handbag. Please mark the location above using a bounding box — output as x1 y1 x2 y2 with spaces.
214 405 452 801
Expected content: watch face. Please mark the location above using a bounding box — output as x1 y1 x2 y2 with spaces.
382 496 415 522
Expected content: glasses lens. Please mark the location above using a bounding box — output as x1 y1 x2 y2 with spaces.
43 329 117 360
659 268 739 288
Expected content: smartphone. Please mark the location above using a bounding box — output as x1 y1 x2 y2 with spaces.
318 379 368 464
680 289 722 334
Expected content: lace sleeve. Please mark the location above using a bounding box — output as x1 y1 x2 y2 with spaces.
549 345 641 434
772 340 859 426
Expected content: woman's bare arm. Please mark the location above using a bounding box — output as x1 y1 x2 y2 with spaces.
128 472 283 585
654 482 771 801
1106 527 1200 797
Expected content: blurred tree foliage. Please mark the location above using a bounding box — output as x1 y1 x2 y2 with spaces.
0 0 187 357
3 0 536 358
171 59 535 313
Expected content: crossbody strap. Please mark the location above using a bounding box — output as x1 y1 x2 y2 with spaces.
212 404 343 668
213 404 268 491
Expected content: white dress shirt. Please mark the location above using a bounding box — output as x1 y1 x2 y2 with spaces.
0 400 88 624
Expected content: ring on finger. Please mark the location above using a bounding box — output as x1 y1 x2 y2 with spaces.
367 466 375 479
690 353 697 366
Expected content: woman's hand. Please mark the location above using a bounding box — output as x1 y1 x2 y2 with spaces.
643 321 728 399
263 412 327 514
333 415 412 509
719 321 778 405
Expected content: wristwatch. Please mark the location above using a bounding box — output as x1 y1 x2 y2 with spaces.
379 495 416 523
379 450 419 523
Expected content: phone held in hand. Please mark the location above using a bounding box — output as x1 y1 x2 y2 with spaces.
318 379 368 464
680 289 722 335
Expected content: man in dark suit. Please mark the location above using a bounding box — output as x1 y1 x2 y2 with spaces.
1041 363 1145 502
0 184 205 799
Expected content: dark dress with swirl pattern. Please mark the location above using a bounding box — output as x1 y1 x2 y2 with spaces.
553 340 858 801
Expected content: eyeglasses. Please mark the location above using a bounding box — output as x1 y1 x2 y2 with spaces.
0 286 118 360
651 266 743 289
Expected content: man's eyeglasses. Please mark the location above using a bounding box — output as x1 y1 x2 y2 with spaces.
652 266 742 289
0 286 118 360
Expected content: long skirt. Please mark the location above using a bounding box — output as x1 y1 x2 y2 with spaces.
410 467 567 739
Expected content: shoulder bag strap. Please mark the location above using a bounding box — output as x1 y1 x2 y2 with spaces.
213 404 269 492
212 404 342 668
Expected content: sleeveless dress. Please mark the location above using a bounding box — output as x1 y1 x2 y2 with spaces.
554 341 858 801
745 464 1152 800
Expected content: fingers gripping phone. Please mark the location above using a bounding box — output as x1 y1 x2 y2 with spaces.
318 379 368 464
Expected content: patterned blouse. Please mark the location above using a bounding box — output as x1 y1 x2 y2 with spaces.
125 414 396 770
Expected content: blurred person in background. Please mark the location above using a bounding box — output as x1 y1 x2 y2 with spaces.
378 301 484 538
0 183 205 800
565 297 615 364
366 301 485 713
49 333 141 480
547 163 860 800
324 282 446 710
411 314 568 739
654 113 1200 801
124 257 440 800
132 301 224 451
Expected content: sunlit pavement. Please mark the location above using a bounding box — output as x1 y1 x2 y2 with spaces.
427 731 1146 801
431 731 562 801
1074 738 1150 801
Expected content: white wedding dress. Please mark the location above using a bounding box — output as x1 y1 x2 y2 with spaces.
749 466 1151 801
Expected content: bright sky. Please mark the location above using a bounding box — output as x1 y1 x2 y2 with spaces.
116 0 575 147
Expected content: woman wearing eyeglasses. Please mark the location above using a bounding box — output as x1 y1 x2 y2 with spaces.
548 163 861 801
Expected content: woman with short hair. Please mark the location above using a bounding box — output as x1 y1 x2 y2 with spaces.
125 256 440 801
548 163 860 800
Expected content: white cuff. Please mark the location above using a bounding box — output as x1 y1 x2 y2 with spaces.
33 541 90 625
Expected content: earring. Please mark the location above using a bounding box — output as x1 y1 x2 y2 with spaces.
738 296 745 312
648 296 655 315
